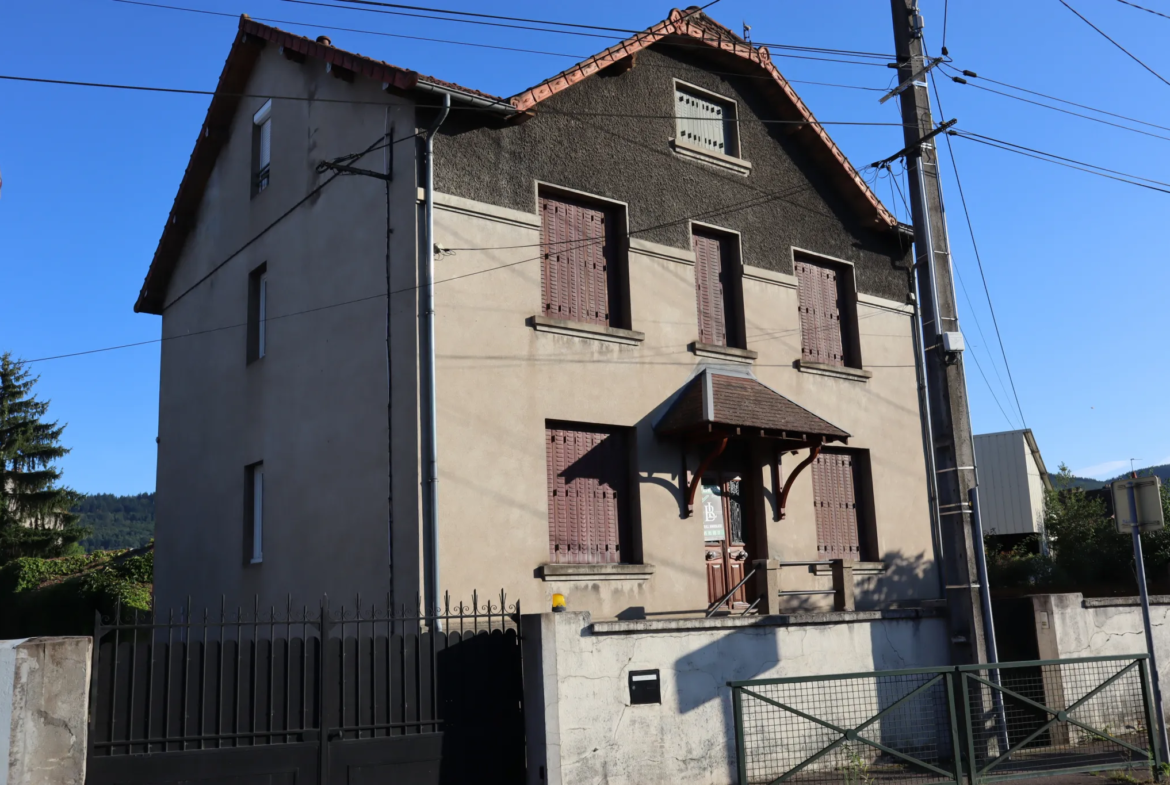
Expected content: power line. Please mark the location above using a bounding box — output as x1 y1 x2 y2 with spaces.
112 0 890 91
279 0 895 65
931 72 1029 429
1057 0 1170 89
950 78 1170 143
322 0 897 60
952 130 1170 192
941 63 1170 134
0 73 917 128
1115 0 1170 23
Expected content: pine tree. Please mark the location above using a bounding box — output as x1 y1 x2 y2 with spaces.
0 353 88 562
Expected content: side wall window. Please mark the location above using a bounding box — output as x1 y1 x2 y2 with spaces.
252 99 272 195
545 422 631 564
794 256 859 368
245 462 265 565
675 86 738 157
539 193 625 328
692 230 744 348
247 263 267 363
811 450 875 561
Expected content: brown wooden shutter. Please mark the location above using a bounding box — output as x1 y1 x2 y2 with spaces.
812 451 862 560
692 232 727 346
546 424 627 564
540 195 613 327
795 259 845 367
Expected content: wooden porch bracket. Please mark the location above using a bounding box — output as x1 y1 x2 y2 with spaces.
778 441 823 520
685 437 729 517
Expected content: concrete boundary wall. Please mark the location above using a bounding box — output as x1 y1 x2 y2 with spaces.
0 637 91 785
522 610 949 785
1031 593 1170 718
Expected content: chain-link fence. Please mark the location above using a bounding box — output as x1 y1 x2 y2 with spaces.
960 656 1160 782
730 655 1159 785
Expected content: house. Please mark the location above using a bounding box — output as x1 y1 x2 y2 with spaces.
141 7 942 622
974 428 1052 545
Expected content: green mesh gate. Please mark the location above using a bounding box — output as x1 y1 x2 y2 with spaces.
730 655 1161 785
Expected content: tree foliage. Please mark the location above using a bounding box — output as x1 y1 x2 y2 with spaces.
0 353 89 561
75 493 155 551
987 464 1170 595
0 546 153 637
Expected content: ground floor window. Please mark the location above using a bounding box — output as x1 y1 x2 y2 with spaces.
811 450 874 561
545 422 630 564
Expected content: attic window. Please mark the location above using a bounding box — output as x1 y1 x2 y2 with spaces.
674 84 738 158
252 99 272 195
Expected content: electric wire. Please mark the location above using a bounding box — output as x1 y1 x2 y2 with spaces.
322 0 897 60
1115 0 1170 21
0 74 917 128
19 161 893 365
952 130 1170 193
278 0 896 66
931 63 1029 429
940 63 1170 134
112 0 889 90
1057 0 1170 88
951 78 1170 143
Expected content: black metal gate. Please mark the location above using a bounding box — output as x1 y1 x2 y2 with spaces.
86 592 525 785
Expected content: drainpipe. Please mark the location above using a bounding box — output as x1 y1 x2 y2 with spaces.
909 281 947 600
422 94 450 621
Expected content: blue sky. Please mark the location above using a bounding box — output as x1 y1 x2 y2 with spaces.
2 0 1167 493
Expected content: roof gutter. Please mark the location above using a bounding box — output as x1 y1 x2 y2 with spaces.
407 79 518 114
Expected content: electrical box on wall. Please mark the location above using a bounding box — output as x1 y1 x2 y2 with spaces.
941 332 964 353
629 669 661 705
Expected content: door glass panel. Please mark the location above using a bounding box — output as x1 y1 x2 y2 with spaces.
701 482 725 541
726 478 744 544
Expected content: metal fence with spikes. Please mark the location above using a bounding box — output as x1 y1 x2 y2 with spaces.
86 591 525 785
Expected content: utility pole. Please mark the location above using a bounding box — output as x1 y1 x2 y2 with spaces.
889 0 988 666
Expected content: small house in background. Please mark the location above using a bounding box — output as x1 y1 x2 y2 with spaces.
974 429 1052 547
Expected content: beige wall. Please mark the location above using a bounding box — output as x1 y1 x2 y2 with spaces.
429 190 938 619
153 44 421 613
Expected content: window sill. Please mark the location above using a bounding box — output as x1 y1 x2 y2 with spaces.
795 360 873 382
689 341 757 365
812 561 886 577
539 563 656 582
527 315 645 346
670 138 752 176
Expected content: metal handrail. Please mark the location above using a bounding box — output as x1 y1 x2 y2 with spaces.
706 569 756 618
777 560 832 567
777 590 835 596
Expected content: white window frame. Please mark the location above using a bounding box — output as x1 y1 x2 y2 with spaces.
258 272 267 359
250 464 264 564
253 99 272 193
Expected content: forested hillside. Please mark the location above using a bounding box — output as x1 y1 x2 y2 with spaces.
73 493 155 551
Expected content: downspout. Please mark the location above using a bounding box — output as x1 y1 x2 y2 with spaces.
909 279 947 599
422 94 450 620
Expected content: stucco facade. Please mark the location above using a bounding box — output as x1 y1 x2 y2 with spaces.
147 14 940 622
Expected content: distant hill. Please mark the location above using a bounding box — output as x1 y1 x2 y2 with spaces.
73 493 155 552
1049 473 1108 491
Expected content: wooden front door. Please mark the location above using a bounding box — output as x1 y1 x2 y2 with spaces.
701 474 749 609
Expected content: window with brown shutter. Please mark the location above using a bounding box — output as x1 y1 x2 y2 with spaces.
794 257 857 368
811 450 874 561
540 194 620 327
692 231 744 348
545 423 630 564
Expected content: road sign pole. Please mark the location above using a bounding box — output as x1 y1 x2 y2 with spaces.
1130 478 1169 761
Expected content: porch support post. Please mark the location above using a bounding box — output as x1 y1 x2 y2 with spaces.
831 559 855 612
751 559 781 614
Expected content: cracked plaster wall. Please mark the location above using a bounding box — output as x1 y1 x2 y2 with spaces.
0 637 91 785
524 611 948 785
1031 594 1169 739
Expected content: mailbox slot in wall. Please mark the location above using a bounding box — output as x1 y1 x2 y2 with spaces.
628 669 661 705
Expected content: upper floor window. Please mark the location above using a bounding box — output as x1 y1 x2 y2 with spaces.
675 84 739 158
545 422 631 565
252 99 272 195
794 256 860 368
691 229 745 349
811 450 874 562
247 263 267 363
539 191 627 328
